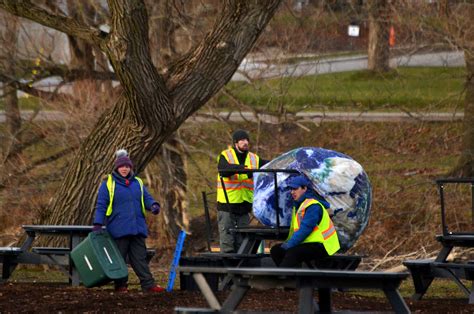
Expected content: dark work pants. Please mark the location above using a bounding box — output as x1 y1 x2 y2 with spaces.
218 211 250 253
270 242 329 268
114 235 155 290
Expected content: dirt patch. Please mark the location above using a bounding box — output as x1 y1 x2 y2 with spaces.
1 282 473 313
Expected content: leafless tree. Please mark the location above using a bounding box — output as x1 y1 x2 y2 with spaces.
0 11 21 167
448 3 474 176
0 0 282 244
395 1 473 176
366 0 391 72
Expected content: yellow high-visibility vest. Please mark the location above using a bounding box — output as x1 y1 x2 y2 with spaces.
105 174 145 217
216 147 260 204
287 198 340 255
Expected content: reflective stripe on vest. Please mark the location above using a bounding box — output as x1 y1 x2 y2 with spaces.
216 147 260 204
287 198 340 256
105 174 146 217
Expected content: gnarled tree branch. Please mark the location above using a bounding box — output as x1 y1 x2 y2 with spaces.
167 0 282 123
0 0 106 46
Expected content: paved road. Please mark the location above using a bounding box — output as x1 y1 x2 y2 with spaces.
0 110 463 123
0 51 465 123
232 51 464 81
0 111 67 122
188 111 463 123
3 51 465 94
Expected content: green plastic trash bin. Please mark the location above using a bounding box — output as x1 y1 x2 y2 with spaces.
70 232 128 288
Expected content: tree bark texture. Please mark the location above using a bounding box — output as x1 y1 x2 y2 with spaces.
147 0 175 68
457 52 474 176
0 13 21 184
66 0 96 96
449 3 474 176
66 0 95 72
1 13 20 145
145 135 189 246
0 0 282 242
145 1 189 242
367 0 390 72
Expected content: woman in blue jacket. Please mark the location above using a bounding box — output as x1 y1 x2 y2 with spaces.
93 149 164 293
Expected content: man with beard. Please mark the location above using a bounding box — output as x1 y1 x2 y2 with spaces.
216 129 268 253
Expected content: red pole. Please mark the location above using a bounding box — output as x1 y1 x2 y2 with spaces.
389 26 395 47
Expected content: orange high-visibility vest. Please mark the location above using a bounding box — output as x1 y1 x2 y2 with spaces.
216 147 260 204
287 198 340 255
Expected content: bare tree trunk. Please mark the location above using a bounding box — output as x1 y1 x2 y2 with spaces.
66 0 97 97
2 85 21 158
94 46 114 94
438 0 449 17
145 135 189 247
146 1 189 246
0 0 282 244
448 3 474 177
147 0 176 68
452 52 474 176
0 13 21 184
367 0 390 72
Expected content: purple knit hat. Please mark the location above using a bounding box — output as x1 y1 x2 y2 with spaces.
114 149 133 169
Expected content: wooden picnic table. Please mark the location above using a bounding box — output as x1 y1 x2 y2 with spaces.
404 178 474 304
0 225 154 286
182 224 363 291
176 266 411 314
229 226 289 254
1 225 95 285
404 234 474 303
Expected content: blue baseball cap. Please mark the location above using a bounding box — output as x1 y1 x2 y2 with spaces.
287 175 311 189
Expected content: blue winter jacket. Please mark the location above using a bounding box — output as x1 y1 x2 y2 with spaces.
282 190 330 249
93 171 157 239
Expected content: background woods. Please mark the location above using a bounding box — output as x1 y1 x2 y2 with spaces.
0 0 472 268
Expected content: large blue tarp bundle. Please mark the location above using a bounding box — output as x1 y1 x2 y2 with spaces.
253 147 372 252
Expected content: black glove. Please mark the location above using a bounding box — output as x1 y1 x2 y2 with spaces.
151 203 161 215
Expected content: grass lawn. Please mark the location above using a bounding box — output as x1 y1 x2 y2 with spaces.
0 95 41 111
0 67 466 112
219 67 465 112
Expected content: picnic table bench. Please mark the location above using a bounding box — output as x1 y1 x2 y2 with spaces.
175 266 410 314
404 178 474 304
181 252 363 291
0 247 24 281
0 225 156 285
197 252 362 270
404 257 474 303
30 247 156 264
404 234 474 303
198 252 269 263
180 253 270 291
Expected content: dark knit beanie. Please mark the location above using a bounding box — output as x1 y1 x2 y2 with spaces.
232 129 250 143
114 149 133 169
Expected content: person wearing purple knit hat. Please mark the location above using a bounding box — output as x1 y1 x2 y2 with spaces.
114 152 133 169
92 149 164 293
